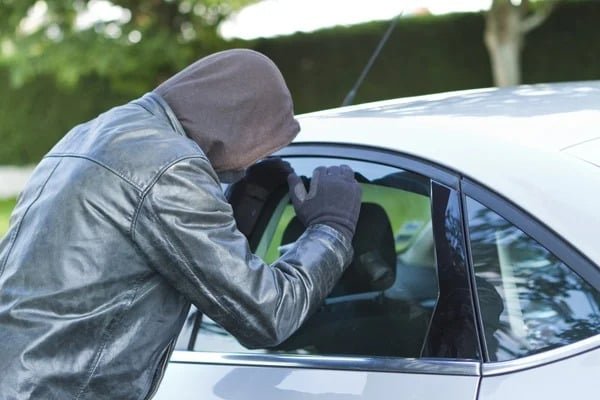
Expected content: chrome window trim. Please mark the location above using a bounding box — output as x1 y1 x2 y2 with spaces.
169 351 481 376
482 334 600 376
275 143 459 189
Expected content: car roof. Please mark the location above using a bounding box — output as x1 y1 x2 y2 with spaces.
294 81 600 267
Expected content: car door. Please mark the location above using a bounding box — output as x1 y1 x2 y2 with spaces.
154 144 483 400
460 180 600 400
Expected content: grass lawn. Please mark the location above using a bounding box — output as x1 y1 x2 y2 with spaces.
0 198 16 238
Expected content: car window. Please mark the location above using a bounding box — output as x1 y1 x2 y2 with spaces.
466 197 600 362
177 157 441 359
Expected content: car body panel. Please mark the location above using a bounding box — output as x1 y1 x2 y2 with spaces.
160 82 600 399
300 82 600 152
295 82 600 267
480 335 600 376
154 361 479 400
565 137 600 168
478 346 600 400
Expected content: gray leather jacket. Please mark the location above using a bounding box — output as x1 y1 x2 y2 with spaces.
0 93 352 400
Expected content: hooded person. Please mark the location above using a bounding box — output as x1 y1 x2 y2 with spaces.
154 49 300 179
0 49 362 400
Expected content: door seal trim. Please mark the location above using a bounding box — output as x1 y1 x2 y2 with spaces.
482 334 600 376
169 351 481 376
275 142 459 189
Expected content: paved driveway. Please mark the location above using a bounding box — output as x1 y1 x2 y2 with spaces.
0 166 35 199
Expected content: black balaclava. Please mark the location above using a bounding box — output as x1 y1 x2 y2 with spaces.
153 49 300 174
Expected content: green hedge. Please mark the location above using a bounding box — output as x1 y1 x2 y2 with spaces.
1 1 599 165
522 2 600 83
256 12 492 113
258 1 600 112
0 73 129 165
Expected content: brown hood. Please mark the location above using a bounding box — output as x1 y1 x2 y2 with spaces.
153 49 300 172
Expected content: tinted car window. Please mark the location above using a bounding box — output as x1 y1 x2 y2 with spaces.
466 197 600 362
178 158 441 358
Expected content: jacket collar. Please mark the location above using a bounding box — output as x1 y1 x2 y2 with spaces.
133 92 189 138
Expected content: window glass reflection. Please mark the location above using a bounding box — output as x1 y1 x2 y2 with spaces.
467 198 600 362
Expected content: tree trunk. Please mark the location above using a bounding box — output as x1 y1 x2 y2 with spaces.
484 0 555 87
486 34 522 87
484 0 523 87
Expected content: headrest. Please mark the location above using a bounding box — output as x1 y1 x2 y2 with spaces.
282 202 396 296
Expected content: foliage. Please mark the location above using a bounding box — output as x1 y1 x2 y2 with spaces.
0 69 130 165
0 0 254 92
0 197 16 238
255 12 493 113
258 1 600 112
0 1 599 165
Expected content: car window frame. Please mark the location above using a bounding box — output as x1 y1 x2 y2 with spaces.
171 143 484 377
460 177 600 374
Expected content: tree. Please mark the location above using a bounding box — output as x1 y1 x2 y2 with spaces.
484 0 557 87
0 0 255 93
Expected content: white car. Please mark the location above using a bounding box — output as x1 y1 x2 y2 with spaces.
155 81 600 400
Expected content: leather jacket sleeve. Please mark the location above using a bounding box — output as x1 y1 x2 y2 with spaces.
131 156 353 348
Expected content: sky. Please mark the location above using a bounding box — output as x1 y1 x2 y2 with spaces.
220 0 494 39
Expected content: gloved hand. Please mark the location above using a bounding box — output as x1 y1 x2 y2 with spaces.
287 165 362 242
227 158 293 237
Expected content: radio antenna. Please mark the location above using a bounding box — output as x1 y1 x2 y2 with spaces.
342 12 403 107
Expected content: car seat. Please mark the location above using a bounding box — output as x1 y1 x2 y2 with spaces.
281 202 396 296
273 202 407 356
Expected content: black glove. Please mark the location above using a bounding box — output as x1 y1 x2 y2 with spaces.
287 165 362 242
227 158 293 237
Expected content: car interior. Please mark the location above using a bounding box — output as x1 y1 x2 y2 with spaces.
238 170 440 358
176 166 443 359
